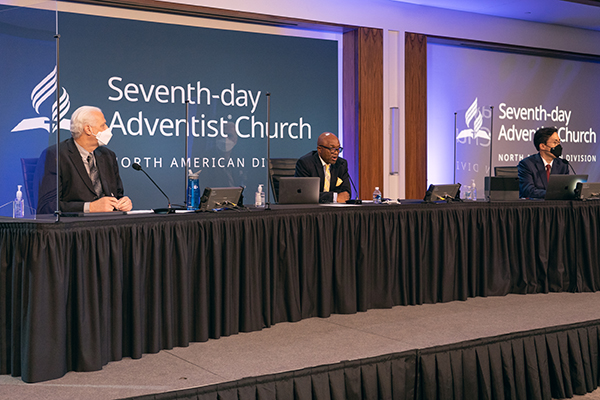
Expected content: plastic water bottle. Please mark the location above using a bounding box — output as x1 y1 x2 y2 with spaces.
187 170 200 210
463 186 471 200
255 184 265 207
373 187 382 204
471 179 477 201
13 185 24 218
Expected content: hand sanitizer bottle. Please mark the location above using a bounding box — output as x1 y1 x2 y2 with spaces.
13 185 24 218
255 184 265 207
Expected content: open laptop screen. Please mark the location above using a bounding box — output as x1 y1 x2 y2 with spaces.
278 177 320 204
545 175 588 200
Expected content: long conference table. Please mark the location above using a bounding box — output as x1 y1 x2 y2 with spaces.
1 200 599 383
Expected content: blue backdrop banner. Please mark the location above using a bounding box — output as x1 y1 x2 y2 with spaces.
1 6 338 211
0 4 56 216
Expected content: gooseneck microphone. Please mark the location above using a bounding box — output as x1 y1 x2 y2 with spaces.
345 173 363 204
132 163 174 213
559 157 577 175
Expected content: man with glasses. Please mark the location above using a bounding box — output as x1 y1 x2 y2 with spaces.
295 132 351 203
37 106 133 214
518 126 569 199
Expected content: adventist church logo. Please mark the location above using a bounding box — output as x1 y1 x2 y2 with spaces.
456 97 490 147
11 66 71 133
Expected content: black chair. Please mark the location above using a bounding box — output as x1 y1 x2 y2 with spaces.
269 158 298 203
20 157 39 210
494 166 518 177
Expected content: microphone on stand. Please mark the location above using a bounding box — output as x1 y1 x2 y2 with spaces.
345 173 362 204
559 157 577 175
132 162 175 214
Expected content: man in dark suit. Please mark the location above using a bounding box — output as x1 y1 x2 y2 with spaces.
518 126 569 199
37 106 132 214
295 132 351 203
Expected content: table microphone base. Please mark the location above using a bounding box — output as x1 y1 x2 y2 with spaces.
346 199 363 204
153 208 176 214
153 205 187 214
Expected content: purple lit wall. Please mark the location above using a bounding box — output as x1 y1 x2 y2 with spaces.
427 42 600 192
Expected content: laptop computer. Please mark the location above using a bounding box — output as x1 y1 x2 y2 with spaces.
545 174 588 200
278 177 320 204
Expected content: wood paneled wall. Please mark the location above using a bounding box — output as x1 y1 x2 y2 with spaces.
405 32 428 199
343 28 384 199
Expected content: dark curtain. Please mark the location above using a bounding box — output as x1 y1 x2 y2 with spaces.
1 201 599 382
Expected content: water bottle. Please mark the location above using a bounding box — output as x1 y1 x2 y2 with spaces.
373 187 382 204
464 185 471 200
187 170 200 210
471 179 477 201
255 184 265 207
13 185 24 218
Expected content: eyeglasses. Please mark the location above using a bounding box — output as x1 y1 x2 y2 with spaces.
319 145 343 154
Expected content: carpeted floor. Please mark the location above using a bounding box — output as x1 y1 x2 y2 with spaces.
1 292 599 399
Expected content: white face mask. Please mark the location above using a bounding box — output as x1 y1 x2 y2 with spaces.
94 127 113 146
216 136 236 153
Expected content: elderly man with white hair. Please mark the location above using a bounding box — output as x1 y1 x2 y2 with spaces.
37 105 132 214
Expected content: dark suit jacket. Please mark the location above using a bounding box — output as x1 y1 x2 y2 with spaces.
518 153 569 199
295 151 351 203
36 138 125 214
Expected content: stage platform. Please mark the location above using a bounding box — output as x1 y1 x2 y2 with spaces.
1 292 600 399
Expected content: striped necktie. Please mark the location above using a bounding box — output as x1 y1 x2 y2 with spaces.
546 164 551 182
324 164 331 192
87 154 103 197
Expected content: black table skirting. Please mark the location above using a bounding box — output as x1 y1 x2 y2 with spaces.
418 320 600 400
128 350 418 400
1 200 599 382
124 319 600 400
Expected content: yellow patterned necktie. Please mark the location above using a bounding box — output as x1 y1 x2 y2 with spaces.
324 164 331 192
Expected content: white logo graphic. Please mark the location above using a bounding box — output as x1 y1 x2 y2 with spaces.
11 66 71 133
456 98 490 141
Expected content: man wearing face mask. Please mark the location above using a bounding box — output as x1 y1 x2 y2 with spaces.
36 105 133 214
518 126 569 199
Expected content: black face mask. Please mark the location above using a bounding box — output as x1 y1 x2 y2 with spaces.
550 144 563 158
